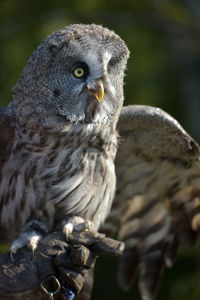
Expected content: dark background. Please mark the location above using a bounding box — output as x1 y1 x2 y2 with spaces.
0 0 200 299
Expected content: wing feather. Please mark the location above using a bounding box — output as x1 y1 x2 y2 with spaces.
0 104 15 241
0 104 15 174
103 105 200 300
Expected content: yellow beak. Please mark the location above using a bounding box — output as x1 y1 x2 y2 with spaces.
88 80 104 102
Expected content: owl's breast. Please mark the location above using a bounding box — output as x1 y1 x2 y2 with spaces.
0 123 118 240
48 141 117 230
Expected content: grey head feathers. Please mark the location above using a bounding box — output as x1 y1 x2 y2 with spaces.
12 24 129 131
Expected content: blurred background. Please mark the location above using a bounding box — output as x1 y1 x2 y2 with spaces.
0 0 200 299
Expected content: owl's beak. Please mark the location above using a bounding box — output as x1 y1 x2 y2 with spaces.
87 80 104 102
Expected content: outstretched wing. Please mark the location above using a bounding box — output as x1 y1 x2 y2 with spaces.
103 105 200 300
0 104 15 174
0 104 15 244
0 104 15 241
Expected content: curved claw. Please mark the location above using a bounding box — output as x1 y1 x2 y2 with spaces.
63 222 74 241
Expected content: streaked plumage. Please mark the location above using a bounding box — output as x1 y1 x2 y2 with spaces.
1 24 200 300
0 24 128 244
103 105 200 299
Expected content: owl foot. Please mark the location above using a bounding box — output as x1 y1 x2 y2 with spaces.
10 220 50 261
62 216 94 241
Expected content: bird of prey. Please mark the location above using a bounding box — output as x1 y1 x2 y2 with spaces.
0 24 200 300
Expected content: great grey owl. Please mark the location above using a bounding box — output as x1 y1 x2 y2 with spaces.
1 24 200 300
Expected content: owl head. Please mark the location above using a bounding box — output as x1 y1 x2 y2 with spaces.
12 24 129 130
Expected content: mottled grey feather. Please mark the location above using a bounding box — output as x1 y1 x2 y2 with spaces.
0 105 15 173
0 105 16 243
103 105 200 300
0 24 129 245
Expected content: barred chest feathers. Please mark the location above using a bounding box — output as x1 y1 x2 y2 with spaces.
0 122 118 237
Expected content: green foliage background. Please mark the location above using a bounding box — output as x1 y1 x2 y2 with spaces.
0 0 200 299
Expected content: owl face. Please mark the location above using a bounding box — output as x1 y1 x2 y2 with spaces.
13 24 129 128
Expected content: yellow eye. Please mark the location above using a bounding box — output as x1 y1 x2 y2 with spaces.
73 67 85 78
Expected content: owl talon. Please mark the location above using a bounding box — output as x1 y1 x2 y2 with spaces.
10 231 42 257
28 233 42 252
62 216 94 242
10 247 16 262
10 220 49 256
62 222 74 241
